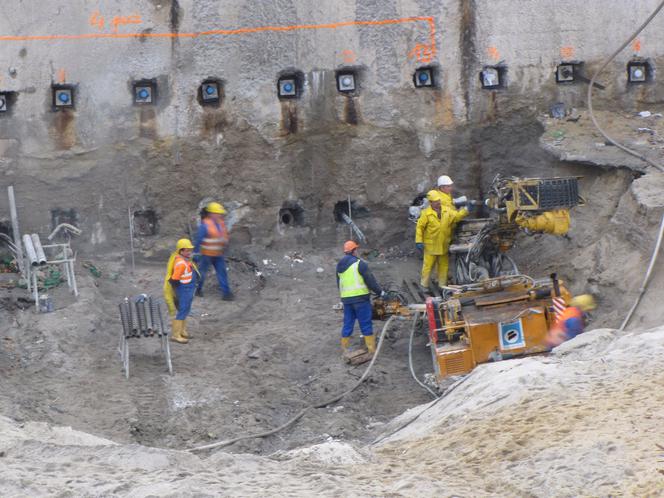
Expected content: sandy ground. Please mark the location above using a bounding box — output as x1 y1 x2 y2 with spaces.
1 325 663 496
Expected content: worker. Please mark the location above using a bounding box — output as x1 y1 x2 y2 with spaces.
415 188 468 289
546 294 596 348
194 201 234 301
164 238 199 344
336 240 385 355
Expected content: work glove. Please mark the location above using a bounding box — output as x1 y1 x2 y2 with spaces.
415 243 424 252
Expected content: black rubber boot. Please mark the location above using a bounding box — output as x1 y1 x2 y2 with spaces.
222 292 235 301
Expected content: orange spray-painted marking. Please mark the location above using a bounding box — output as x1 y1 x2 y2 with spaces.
58 69 66 83
632 39 641 53
487 46 500 61
560 46 574 59
0 16 437 61
342 49 356 64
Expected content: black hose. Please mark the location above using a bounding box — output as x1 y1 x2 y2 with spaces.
188 316 399 452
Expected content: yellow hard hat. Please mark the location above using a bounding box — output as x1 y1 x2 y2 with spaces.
206 202 226 214
569 294 596 312
426 190 442 203
175 238 194 251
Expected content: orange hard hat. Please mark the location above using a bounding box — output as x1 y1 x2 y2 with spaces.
343 240 359 253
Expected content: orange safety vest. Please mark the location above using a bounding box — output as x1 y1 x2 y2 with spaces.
172 255 194 284
200 218 229 256
547 306 583 347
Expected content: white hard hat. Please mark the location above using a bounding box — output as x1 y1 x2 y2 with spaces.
437 175 454 187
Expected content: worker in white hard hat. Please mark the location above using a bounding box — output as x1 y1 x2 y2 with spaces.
194 201 234 301
546 294 597 348
416 188 469 288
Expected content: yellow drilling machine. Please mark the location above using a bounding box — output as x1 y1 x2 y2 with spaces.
374 175 583 386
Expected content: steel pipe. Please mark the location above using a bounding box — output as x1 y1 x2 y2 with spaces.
22 234 39 266
30 234 47 265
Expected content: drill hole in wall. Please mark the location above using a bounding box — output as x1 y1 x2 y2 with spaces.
50 208 79 233
278 202 304 226
133 209 159 236
333 200 369 223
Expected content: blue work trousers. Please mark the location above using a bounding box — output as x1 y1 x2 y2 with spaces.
175 281 195 320
341 300 373 338
197 255 231 296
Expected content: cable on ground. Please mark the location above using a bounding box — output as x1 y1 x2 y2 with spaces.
188 316 398 452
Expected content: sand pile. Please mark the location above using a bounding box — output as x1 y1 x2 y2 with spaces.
2 325 663 496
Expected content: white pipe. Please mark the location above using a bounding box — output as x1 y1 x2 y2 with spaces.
30 234 47 265
8 187 24 274
22 234 38 266
620 211 664 331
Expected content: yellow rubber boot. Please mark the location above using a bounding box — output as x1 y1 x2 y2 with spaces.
170 320 188 344
364 335 376 354
340 337 350 352
181 320 190 339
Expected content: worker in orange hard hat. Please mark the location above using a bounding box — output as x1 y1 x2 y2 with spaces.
416 188 468 289
336 240 385 355
546 294 597 348
164 238 200 344
194 201 234 301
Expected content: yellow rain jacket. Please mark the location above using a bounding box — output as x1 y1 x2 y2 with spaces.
415 195 468 255
163 251 200 317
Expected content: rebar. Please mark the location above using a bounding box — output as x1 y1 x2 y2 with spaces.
134 297 147 336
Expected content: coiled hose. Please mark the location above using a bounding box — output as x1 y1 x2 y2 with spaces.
188 316 398 453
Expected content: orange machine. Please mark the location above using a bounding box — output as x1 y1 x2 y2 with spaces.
425 274 571 383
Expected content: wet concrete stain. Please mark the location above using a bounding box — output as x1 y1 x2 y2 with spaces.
18 48 27 58
139 28 153 42
434 90 456 129
459 0 478 121
344 96 360 125
139 108 158 139
484 91 499 123
201 110 227 138
280 101 298 135
170 0 181 32
50 110 76 150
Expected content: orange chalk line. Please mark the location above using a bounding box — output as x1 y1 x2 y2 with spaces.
0 16 437 54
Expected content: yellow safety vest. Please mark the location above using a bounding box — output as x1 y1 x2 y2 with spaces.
338 260 369 298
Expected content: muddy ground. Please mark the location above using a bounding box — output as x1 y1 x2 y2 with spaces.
0 246 436 455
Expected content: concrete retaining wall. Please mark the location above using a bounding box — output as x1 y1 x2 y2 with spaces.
0 0 663 252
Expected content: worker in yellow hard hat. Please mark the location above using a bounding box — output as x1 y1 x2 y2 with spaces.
336 240 385 355
194 201 234 301
163 238 200 344
546 294 597 348
415 188 468 289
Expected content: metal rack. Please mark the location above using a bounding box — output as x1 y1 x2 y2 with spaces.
118 294 173 379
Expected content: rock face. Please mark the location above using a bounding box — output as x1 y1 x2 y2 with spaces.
2 0 664 255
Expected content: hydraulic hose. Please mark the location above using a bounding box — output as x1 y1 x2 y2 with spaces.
620 211 664 331
587 0 664 173
408 312 439 399
188 316 398 453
